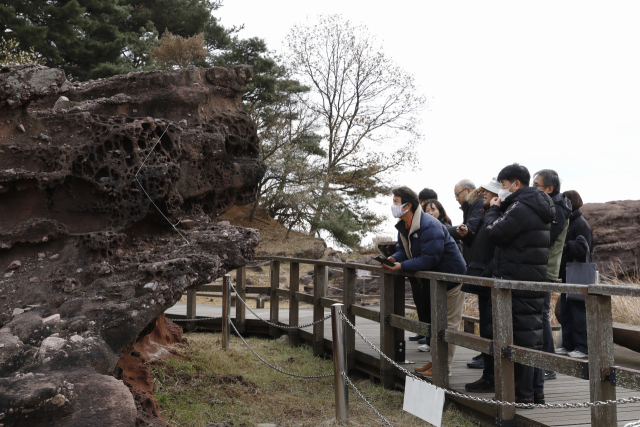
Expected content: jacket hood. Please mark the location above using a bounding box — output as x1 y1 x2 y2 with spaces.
570 209 583 220
551 192 572 216
503 187 556 224
466 188 485 205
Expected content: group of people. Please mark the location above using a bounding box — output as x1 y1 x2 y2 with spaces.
382 163 593 405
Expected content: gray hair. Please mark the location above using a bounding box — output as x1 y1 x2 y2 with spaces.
458 179 476 190
534 169 561 192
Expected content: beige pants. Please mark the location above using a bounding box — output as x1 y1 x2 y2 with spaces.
446 284 465 370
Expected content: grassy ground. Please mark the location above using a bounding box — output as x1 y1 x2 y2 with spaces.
151 333 480 427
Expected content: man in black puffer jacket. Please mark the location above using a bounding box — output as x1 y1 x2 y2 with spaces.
484 163 556 405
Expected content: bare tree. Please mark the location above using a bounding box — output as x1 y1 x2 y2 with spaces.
286 15 425 241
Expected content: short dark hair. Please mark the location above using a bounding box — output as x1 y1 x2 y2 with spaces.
424 199 451 223
563 190 583 210
535 169 561 192
497 163 530 187
418 188 438 201
392 186 419 213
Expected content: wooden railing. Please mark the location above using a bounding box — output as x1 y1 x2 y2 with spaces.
244 256 640 427
178 256 640 426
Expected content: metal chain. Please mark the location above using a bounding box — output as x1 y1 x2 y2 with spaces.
230 283 331 329
338 311 640 410
342 372 393 427
171 316 222 322
625 420 640 427
228 318 334 378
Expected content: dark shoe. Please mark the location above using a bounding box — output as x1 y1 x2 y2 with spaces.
409 334 425 342
515 397 534 408
464 378 495 393
544 370 556 380
418 337 428 345
467 356 484 369
472 353 483 361
534 394 545 405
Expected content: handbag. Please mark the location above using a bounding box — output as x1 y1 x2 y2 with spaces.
566 239 597 302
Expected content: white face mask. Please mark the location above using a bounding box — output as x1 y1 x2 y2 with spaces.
391 203 409 218
497 182 516 201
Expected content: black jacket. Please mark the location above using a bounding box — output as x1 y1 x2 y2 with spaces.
460 206 495 296
549 192 572 245
559 209 593 282
448 193 484 264
546 191 572 280
484 187 556 349
459 207 496 297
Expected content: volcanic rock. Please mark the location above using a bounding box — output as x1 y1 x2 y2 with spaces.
582 200 640 276
0 64 264 426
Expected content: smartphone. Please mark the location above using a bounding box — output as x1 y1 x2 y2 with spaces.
372 254 395 267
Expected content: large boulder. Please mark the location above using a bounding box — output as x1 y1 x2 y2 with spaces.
582 200 640 276
0 64 264 425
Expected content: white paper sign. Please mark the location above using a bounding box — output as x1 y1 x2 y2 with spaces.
403 377 445 427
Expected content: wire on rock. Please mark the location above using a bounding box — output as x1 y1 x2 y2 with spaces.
135 122 190 245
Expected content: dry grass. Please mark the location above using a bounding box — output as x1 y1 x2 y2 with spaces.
152 333 480 427
217 205 326 257
601 274 640 325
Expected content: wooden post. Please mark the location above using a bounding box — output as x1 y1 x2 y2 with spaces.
186 288 197 331
235 267 246 334
380 273 395 388
288 262 300 345
464 319 476 334
430 279 449 388
222 275 230 350
313 264 327 357
492 288 516 425
586 293 617 426
343 267 356 372
269 260 281 338
393 275 406 362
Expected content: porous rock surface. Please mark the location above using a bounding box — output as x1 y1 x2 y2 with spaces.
582 201 640 276
0 64 263 426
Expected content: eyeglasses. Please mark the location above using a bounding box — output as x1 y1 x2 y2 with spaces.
455 188 468 198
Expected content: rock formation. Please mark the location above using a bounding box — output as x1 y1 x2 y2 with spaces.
0 64 264 426
582 200 640 277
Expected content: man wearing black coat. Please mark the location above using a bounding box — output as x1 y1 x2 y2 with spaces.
532 170 572 380
457 178 501 393
449 179 484 264
484 163 556 405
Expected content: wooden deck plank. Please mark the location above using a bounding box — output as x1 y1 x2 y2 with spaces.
166 303 640 427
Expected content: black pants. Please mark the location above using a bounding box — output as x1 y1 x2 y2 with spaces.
479 294 494 383
513 295 545 400
560 293 588 354
542 291 555 354
410 278 431 325
515 363 545 399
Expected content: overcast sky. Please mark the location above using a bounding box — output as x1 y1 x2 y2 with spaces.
218 1 640 232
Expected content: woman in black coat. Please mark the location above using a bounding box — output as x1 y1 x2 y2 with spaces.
557 190 593 358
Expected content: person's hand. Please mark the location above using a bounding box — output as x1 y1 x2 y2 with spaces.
387 256 396 263
457 224 468 237
490 197 502 207
382 262 402 272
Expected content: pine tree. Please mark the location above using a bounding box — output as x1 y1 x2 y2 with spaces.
0 0 235 80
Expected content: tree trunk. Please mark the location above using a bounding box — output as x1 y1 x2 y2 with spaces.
248 197 260 222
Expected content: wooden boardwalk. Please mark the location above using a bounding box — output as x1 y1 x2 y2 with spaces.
166 303 640 427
